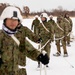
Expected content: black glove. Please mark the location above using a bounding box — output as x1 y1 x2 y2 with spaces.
0 58 4 67
37 51 49 65
37 37 42 43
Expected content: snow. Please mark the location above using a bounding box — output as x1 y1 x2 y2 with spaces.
0 17 75 75
25 41 75 75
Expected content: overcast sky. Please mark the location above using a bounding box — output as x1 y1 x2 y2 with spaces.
0 0 75 12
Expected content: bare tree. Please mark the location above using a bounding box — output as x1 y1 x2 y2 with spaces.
0 3 9 15
23 6 30 18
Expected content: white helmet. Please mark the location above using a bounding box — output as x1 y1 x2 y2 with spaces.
40 13 48 18
35 15 39 18
49 15 53 18
34 15 39 19
0 6 23 22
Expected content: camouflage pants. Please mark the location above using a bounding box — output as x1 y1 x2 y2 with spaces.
55 38 68 54
66 35 70 44
34 28 38 35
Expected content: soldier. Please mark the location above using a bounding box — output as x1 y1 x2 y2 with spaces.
53 15 68 57
48 15 56 25
48 15 56 35
31 15 40 35
37 13 54 68
0 6 49 75
64 13 73 46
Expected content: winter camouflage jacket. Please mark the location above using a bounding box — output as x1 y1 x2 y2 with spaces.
48 19 56 36
0 25 40 75
64 17 73 32
54 19 69 38
37 21 54 45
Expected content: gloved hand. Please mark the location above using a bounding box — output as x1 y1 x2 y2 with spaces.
37 51 49 65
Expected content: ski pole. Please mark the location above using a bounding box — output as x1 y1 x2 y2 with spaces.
39 42 42 75
63 57 74 68
39 42 47 75
44 65 47 75
57 50 74 68
40 62 42 75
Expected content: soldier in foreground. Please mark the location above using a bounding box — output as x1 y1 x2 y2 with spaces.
0 6 49 75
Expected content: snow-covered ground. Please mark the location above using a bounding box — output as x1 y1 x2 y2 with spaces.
22 17 75 75
0 17 75 75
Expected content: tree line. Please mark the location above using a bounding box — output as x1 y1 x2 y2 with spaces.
0 3 75 17
0 3 30 18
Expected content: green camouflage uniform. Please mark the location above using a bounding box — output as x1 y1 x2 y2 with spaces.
54 17 68 54
48 19 56 25
48 19 56 35
64 17 73 44
31 18 40 35
37 21 54 58
0 25 40 75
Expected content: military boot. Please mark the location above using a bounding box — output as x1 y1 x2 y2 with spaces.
66 43 71 47
53 52 61 57
63 52 68 57
63 54 68 57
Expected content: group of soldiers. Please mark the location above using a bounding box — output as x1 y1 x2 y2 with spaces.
0 6 49 75
31 13 73 68
0 6 73 75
